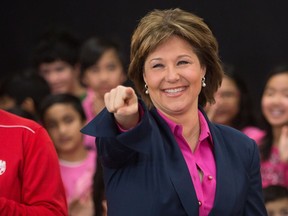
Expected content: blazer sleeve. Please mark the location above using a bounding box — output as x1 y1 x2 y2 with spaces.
81 100 155 169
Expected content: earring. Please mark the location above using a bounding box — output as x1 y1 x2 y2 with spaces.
144 84 149 94
201 77 206 87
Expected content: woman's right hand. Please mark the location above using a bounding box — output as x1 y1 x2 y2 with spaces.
104 85 139 130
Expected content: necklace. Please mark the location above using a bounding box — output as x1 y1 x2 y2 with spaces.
184 125 201 151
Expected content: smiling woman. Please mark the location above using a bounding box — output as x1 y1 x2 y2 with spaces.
81 8 267 216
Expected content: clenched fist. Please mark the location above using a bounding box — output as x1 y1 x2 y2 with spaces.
104 85 139 130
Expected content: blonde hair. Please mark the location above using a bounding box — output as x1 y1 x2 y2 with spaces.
128 8 223 108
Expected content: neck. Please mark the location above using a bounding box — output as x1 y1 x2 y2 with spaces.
58 145 88 162
272 125 283 146
73 83 86 98
92 92 106 116
175 108 200 152
184 119 200 152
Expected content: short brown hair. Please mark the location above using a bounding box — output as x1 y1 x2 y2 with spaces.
128 8 223 108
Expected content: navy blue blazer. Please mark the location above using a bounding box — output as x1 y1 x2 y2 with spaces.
81 102 267 216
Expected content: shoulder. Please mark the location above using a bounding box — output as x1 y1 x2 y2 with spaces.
241 126 265 144
211 123 259 164
212 123 256 146
0 109 44 135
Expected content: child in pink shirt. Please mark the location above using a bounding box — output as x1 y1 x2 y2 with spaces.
259 65 288 188
79 37 132 148
40 93 96 215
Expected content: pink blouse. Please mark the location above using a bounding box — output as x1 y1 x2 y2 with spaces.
158 110 216 216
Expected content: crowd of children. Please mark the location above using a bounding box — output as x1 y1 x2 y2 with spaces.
0 26 288 216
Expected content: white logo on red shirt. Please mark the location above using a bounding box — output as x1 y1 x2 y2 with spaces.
0 160 6 175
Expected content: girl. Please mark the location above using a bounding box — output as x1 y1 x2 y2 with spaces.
40 93 96 215
205 64 265 143
259 65 288 188
79 37 132 147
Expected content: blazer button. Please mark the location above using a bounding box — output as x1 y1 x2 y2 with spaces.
208 175 213 180
198 201 202 206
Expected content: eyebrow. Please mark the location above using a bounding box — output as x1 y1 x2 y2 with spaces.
149 55 192 62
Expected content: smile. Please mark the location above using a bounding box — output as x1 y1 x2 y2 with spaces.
163 87 186 94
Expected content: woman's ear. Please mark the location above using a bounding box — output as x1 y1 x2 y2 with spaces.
202 66 207 77
143 72 147 84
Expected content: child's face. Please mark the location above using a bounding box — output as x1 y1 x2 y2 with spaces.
82 49 126 97
207 76 240 125
0 95 15 110
261 72 288 128
265 198 288 216
43 103 85 154
39 60 77 94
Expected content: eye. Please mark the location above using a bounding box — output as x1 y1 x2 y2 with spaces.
46 122 57 130
55 66 65 72
88 66 100 73
63 116 74 124
263 89 274 97
152 63 164 69
178 60 189 65
107 64 117 71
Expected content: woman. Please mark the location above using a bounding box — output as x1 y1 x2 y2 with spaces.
259 65 288 188
82 8 267 215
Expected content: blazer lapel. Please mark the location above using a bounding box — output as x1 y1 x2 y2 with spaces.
152 110 199 216
208 124 237 215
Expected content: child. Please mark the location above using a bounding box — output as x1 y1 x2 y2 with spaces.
204 63 264 143
0 69 50 121
40 93 96 215
0 109 68 215
259 65 288 187
263 185 288 216
79 36 132 147
33 30 86 100
79 36 129 121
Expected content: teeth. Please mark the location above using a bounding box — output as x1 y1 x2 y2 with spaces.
270 110 283 116
164 87 184 93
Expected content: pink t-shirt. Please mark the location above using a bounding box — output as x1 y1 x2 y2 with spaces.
59 150 96 204
158 110 216 216
82 88 97 149
260 146 288 188
241 126 265 145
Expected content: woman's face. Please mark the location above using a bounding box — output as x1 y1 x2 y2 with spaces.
261 72 288 128
43 103 85 154
39 60 77 94
143 35 206 116
82 49 126 97
210 76 240 125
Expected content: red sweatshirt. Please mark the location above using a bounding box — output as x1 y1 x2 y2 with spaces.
0 110 68 215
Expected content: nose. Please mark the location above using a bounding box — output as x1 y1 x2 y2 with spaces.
98 70 109 82
270 93 283 104
165 66 180 82
58 123 68 134
46 70 58 82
